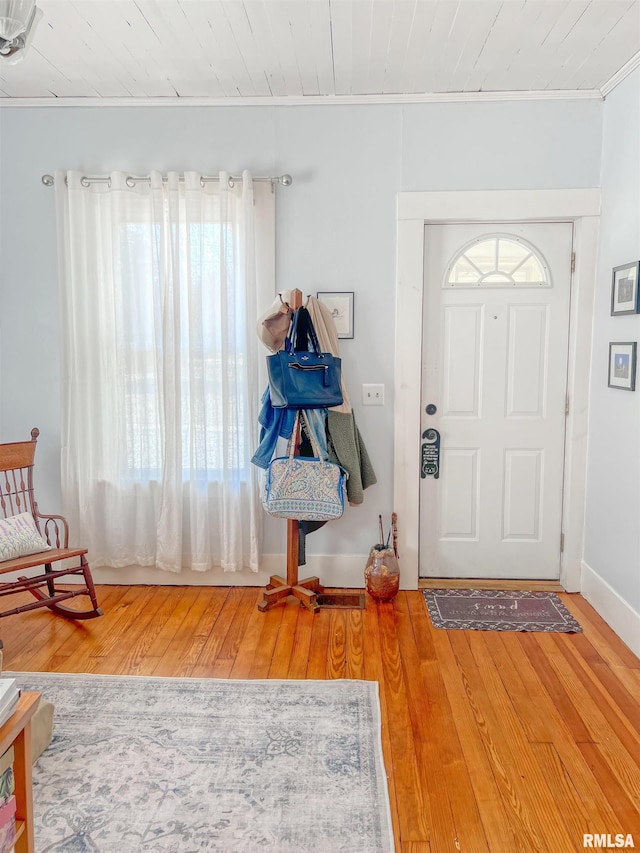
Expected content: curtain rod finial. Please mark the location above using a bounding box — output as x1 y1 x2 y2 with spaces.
279 174 293 187
42 174 54 186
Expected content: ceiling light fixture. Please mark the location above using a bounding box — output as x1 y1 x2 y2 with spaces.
0 0 42 64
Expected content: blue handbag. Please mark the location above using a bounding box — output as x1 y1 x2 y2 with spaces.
267 307 343 409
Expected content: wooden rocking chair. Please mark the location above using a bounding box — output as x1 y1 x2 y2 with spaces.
0 428 102 620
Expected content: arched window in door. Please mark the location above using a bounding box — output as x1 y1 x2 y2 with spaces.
446 235 550 287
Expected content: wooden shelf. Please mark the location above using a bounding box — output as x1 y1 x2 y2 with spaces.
0 692 40 853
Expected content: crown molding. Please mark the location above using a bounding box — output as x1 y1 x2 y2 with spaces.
0 89 603 108
600 50 640 97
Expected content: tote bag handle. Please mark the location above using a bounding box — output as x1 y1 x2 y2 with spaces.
284 307 322 357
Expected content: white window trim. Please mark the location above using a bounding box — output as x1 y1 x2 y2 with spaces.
394 189 600 592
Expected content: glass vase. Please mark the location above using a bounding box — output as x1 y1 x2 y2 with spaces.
364 547 400 602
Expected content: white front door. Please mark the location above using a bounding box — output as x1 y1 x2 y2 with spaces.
419 222 573 580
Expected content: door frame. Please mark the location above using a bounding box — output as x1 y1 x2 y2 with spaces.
394 189 600 592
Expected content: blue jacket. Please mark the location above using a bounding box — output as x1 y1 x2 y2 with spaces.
251 387 328 469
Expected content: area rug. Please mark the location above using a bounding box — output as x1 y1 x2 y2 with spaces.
423 588 583 632
10 673 394 853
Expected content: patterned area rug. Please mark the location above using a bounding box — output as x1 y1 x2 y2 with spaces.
11 673 394 853
423 588 583 632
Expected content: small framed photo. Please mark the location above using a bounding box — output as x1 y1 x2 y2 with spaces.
611 262 640 315
317 291 354 339
608 342 637 391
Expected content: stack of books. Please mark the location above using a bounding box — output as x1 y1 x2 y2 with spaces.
0 745 15 853
0 679 20 853
0 682 19 729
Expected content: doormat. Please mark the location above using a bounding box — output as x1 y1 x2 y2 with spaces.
423 588 583 632
317 592 366 609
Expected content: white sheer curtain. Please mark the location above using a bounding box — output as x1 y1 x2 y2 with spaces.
55 170 267 573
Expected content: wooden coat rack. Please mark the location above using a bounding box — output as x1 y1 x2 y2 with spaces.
258 289 324 613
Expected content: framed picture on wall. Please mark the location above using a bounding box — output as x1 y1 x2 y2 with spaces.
608 342 637 391
611 261 640 315
317 291 355 339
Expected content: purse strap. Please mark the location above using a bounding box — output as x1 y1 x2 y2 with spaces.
302 308 323 356
287 411 323 461
283 309 299 354
284 307 322 357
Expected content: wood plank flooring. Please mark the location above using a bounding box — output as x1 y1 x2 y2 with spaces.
2 586 639 852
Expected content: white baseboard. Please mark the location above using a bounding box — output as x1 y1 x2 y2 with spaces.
261 554 367 589
91 553 418 590
91 564 270 587
92 556 366 588
580 561 640 658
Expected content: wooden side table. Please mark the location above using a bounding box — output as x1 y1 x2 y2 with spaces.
0 692 40 853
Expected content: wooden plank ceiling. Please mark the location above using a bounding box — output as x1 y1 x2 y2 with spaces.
1 0 639 100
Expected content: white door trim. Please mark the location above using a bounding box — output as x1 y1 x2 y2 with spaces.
395 189 600 592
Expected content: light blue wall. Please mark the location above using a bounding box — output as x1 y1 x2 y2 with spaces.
0 98 602 563
584 69 640 612
401 99 603 191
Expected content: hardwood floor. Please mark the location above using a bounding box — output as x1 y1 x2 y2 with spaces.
2 586 639 852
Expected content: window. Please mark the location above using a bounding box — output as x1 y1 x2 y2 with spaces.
119 220 247 482
446 235 549 287
56 171 273 573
